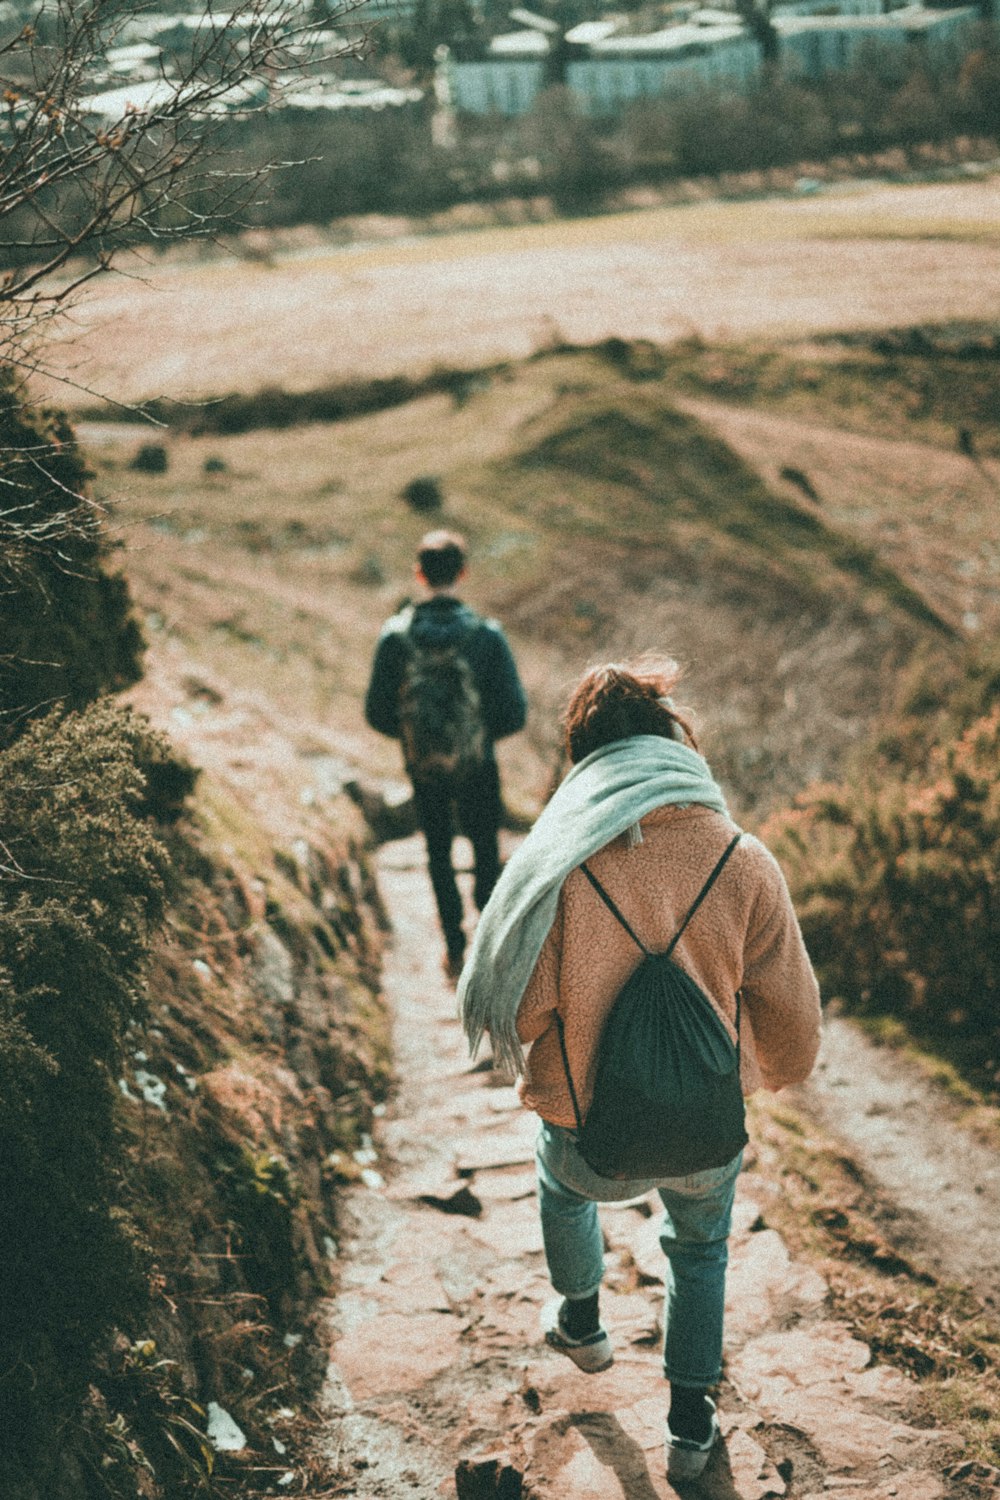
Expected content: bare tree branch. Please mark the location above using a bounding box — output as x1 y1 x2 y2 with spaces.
0 0 369 380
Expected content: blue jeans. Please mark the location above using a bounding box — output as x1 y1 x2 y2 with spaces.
536 1121 743 1389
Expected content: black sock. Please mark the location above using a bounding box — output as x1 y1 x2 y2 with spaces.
669 1387 712 1443
562 1292 600 1339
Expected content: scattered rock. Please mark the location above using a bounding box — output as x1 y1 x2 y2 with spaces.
455 1452 523 1499
418 1182 484 1218
403 475 444 513
455 1140 536 1176
779 465 821 502
726 1229 827 1340
731 1195 766 1238
469 1197 545 1257
802 1473 946 1500
628 1214 665 1284
130 441 169 473
333 1311 460 1398
200 1063 281 1145
206 1401 248 1453
473 1169 537 1203
725 1424 787 1498
520 1382 542 1414
345 776 417 843
182 674 224 705
251 925 296 1007
947 1459 1000 1485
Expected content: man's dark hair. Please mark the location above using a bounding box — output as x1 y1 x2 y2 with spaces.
418 530 467 588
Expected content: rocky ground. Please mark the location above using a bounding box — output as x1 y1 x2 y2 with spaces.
83 174 1000 1489
319 835 970 1500
802 1019 1000 1310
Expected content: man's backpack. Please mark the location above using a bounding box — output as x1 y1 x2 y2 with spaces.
397 609 487 781
556 834 748 1180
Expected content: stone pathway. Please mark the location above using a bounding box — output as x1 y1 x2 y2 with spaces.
321 835 956 1498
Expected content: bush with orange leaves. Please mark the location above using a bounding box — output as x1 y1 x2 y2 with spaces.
763 704 1000 1093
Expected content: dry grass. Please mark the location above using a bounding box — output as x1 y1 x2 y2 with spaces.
678 397 1000 637
40 177 1000 407
751 1092 1000 1469
92 344 973 824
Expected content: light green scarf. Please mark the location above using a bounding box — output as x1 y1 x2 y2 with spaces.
458 735 729 1075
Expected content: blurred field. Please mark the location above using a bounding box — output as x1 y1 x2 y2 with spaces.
59 173 999 831
50 175 1000 407
89 336 999 828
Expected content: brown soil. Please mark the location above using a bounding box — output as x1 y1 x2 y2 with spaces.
317 835 972 1499
42 177 1000 407
75 178 1000 1488
677 396 1000 639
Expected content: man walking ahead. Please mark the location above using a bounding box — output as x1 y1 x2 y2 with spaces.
365 530 528 979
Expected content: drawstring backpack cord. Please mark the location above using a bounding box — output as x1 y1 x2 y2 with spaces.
555 833 742 1135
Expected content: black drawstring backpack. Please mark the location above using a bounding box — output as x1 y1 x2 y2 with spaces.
556 833 749 1180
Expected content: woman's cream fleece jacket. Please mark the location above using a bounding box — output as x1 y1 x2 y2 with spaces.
516 803 822 1127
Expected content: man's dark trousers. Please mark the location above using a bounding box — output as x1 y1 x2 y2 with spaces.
411 758 503 964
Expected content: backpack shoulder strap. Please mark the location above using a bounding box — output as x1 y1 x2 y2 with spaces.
555 1013 585 1133
663 832 742 959
561 832 743 1133
399 603 419 642
579 864 652 955
580 831 742 959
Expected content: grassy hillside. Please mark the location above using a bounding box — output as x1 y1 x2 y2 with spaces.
85 337 989 820
39 175 1000 406
666 323 1000 458
61 323 1000 1490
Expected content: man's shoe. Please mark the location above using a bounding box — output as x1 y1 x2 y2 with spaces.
665 1397 719 1482
541 1298 613 1373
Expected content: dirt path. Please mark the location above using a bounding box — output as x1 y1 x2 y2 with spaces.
320 836 959 1499
800 1018 1000 1307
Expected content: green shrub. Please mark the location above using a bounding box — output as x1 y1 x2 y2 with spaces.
130 441 170 473
0 371 145 746
876 641 1000 769
765 705 1000 1092
0 702 171 1477
402 474 444 512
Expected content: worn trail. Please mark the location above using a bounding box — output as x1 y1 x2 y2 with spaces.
321 835 956 1498
801 1017 1000 1305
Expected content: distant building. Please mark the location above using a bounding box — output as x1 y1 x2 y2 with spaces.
102 41 163 76
445 29 547 114
366 0 424 23
774 3 979 77
279 77 425 110
568 20 759 114
79 72 421 124
443 0 983 115
79 75 272 121
772 0 882 16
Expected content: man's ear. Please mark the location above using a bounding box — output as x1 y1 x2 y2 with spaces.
415 565 428 587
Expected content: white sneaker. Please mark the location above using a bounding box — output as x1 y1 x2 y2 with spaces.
540 1298 614 1373
665 1397 719 1481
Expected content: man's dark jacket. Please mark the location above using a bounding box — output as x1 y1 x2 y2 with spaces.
364 596 527 751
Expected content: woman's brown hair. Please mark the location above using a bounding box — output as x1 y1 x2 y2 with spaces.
563 658 697 765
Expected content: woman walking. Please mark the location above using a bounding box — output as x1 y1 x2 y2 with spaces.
458 659 821 1482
